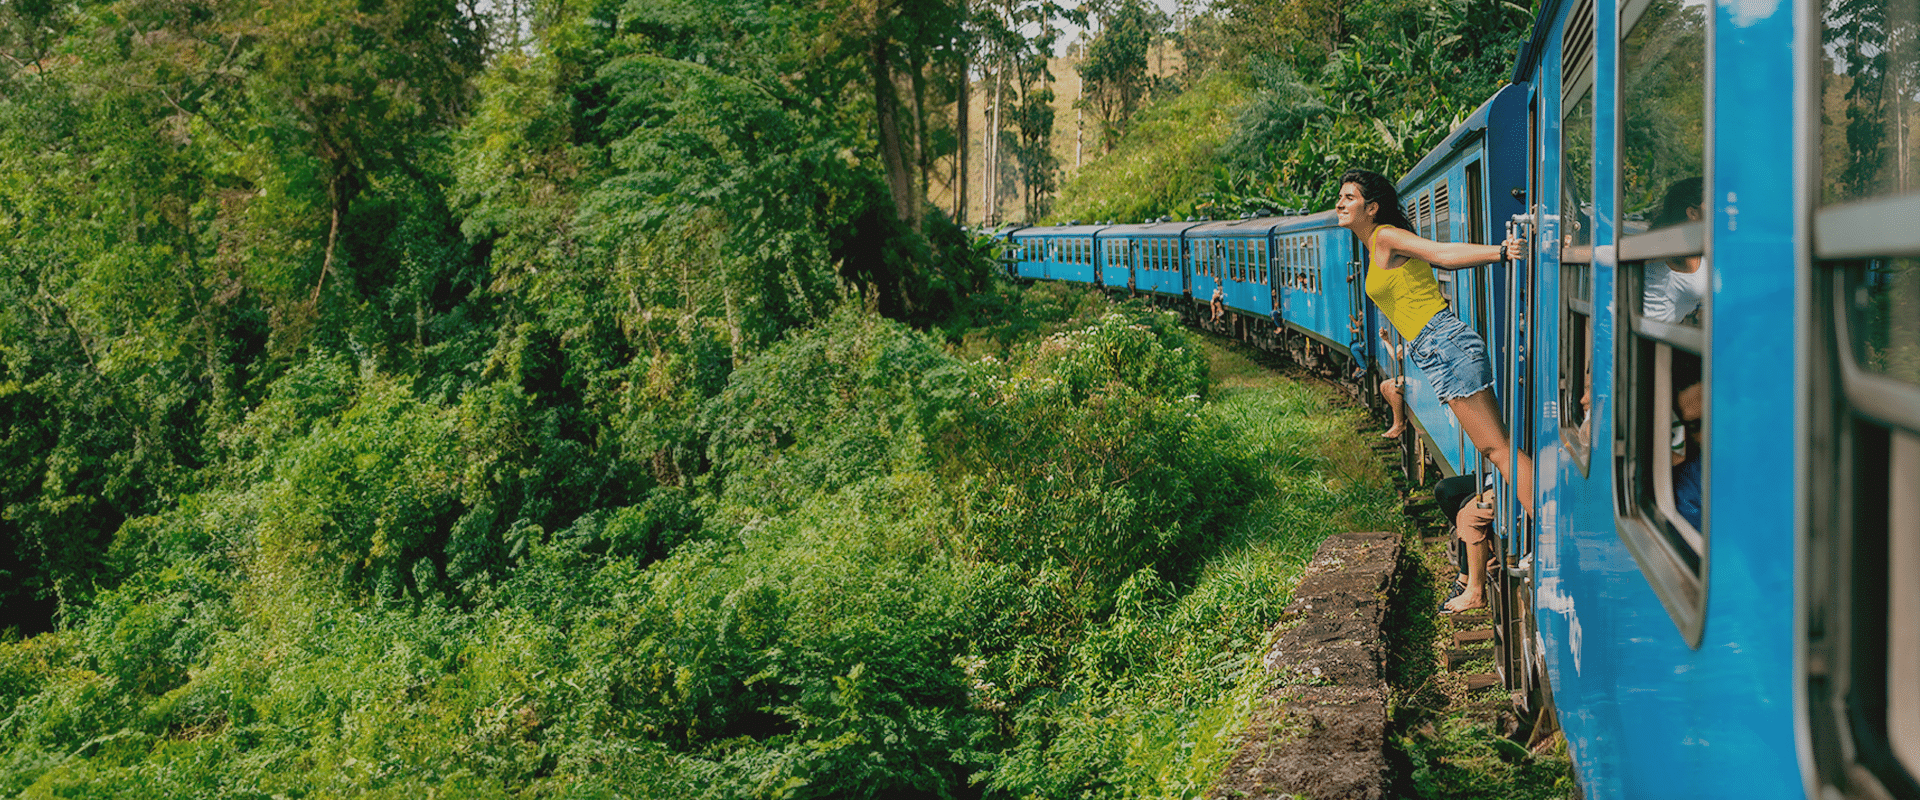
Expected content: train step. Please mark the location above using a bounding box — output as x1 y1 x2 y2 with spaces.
1462 673 1502 691
1451 628 1495 646
1448 647 1492 670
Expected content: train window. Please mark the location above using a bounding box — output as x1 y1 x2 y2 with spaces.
1297 239 1307 293
1615 0 1709 643
1305 239 1314 291
1807 0 1920 790
1561 0 1596 468
1313 242 1322 293
1435 181 1452 243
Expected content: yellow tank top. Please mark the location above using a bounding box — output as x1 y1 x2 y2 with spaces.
1364 225 1450 340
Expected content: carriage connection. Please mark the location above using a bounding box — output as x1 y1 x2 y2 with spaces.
989 0 1918 793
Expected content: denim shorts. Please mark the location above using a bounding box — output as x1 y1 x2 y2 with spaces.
1408 311 1496 403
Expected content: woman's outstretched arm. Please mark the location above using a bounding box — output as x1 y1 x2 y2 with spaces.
1374 226 1522 270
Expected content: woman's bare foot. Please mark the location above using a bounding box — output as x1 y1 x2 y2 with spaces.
1441 591 1486 614
1382 425 1406 438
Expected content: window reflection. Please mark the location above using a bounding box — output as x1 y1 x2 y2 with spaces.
1821 0 1920 205
1564 85 1596 254
1622 0 1708 230
1852 258 1920 388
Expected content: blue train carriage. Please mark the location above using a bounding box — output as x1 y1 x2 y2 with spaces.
1008 222 1108 284
1387 83 1530 479
1185 216 1285 333
1491 0 1917 792
1266 211 1367 368
1093 220 1202 298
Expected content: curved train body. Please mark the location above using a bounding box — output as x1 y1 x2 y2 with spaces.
993 0 1919 793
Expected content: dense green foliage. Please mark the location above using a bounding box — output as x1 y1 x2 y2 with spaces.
0 290 1402 796
0 0 996 632
1056 0 1535 221
1055 72 1251 224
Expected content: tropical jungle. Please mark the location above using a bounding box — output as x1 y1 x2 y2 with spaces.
0 0 1536 795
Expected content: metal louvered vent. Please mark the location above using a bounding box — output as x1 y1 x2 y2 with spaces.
1563 0 1596 95
1434 180 1452 243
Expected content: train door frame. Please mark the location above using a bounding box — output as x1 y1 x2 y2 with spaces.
1268 232 1282 327
1179 234 1191 302
1127 240 1139 295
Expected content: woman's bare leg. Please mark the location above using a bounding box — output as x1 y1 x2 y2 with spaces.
1380 378 1407 437
1443 537 1490 612
1449 388 1533 514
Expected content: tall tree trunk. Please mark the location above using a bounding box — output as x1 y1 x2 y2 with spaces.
986 65 1003 224
911 54 929 213
955 53 969 225
314 176 346 304
872 39 920 231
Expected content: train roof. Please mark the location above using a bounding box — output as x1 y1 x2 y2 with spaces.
1092 220 1205 237
1268 210 1343 234
1397 83 1528 193
1010 222 1110 238
1185 215 1291 237
980 224 1027 240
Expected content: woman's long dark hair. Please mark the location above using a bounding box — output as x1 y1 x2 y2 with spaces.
1340 168 1413 230
1651 176 1704 229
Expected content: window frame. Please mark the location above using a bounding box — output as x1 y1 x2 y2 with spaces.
1560 3 1598 474
1610 0 1713 646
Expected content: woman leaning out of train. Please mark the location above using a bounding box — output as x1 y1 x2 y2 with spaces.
1335 168 1534 512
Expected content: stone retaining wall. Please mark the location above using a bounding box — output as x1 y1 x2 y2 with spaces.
1209 530 1403 800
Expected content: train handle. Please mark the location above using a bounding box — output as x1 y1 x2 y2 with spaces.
1503 213 1534 264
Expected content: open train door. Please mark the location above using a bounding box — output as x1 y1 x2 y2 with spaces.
1488 69 1553 727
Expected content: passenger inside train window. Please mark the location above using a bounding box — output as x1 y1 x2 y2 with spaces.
1336 168 1534 509
1642 177 1709 325
1673 376 1704 530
